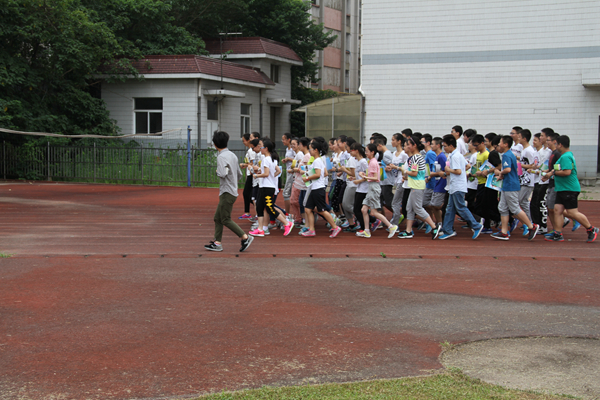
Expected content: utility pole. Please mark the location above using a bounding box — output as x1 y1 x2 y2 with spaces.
219 32 242 90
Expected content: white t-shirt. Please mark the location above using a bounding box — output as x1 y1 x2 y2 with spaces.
331 151 342 181
252 152 264 187
392 150 409 186
259 156 278 189
537 146 552 186
457 137 467 156
467 153 478 190
520 145 538 187
290 151 303 177
309 157 327 190
345 156 357 188
511 143 523 161
284 147 296 171
245 148 256 177
355 158 369 193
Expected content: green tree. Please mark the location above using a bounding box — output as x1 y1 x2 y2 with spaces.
172 0 335 91
0 0 121 137
170 0 337 136
0 0 204 141
235 0 336 88
83 0 205 55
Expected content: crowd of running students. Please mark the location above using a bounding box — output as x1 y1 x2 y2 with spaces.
232 126 597 244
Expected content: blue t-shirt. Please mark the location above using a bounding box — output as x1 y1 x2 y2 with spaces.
425 150 437 190
500 150 520 192
434 152 448 193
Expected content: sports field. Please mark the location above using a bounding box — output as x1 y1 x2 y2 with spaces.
0 182 598 399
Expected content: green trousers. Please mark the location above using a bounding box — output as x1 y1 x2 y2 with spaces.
214 192 246 242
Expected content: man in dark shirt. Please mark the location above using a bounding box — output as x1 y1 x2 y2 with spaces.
541 132 570 235
478 134 501 230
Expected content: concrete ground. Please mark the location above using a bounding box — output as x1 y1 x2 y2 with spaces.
0 182 598 400
442 337 600 400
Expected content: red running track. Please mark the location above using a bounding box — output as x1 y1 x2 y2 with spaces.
0 182 598 399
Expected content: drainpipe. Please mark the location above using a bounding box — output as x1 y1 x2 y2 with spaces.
259 89 263 134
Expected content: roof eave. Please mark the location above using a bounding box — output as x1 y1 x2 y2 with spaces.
208 53 303 66
96 73 275 89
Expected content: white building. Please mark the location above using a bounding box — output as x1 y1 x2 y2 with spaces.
101 38 302 150
361 0 600 178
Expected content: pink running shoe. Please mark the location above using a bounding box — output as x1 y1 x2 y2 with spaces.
300 229 316 237
238 213 252 220
329 226 342 238
249 229 265 237
283 222 294 237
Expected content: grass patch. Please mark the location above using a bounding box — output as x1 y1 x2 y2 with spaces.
0 253 13 258
195 371 569 400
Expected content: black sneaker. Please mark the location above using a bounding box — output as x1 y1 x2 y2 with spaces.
432 222 442 240
397 230 414 239
587 227 598 243
544 232 564 242
527 223 539 241
240 235 254 252
204 242 223 252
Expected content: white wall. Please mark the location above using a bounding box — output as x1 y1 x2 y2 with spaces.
102 79 197 141
361 0 600 176
200 79 262 149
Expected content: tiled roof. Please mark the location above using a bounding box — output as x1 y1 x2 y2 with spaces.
204 37 303 63
129 55 275 86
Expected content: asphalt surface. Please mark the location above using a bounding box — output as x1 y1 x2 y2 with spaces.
0 182 598 400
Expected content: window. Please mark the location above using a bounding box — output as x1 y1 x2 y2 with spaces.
240 104 251 137
270 64 280 83
207 98 218 121
134 98 162 134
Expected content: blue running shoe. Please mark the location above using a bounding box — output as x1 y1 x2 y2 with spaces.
438 231 457 240
522 225 529 236
472 225 484 240
572 220 581 232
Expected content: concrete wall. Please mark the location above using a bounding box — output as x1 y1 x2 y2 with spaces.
102 79 197 142
361 0 600 177
103 78 269 151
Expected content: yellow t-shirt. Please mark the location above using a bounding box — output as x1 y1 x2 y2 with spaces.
476 150 489 185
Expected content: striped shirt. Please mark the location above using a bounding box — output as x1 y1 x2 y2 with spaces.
407 153 427 190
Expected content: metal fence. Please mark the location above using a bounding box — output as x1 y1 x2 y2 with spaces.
1 141 248 187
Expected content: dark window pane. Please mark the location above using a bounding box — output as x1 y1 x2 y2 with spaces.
270 65 279 83
135 112 148 134
207 99 218 120
135 98 162 110
149 112 162 133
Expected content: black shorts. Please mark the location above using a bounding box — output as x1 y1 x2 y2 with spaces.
252 185 259 201
305 188 328 212
555 191 579 210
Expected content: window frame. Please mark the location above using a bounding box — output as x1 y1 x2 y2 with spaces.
207 98 219 121
134 97 163 134
270 64 280 84
240 103 251 137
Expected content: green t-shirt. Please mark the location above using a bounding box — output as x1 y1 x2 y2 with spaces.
554 151 580 192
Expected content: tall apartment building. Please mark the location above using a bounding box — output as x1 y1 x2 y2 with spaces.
309 0 361 93
361 0 600 177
